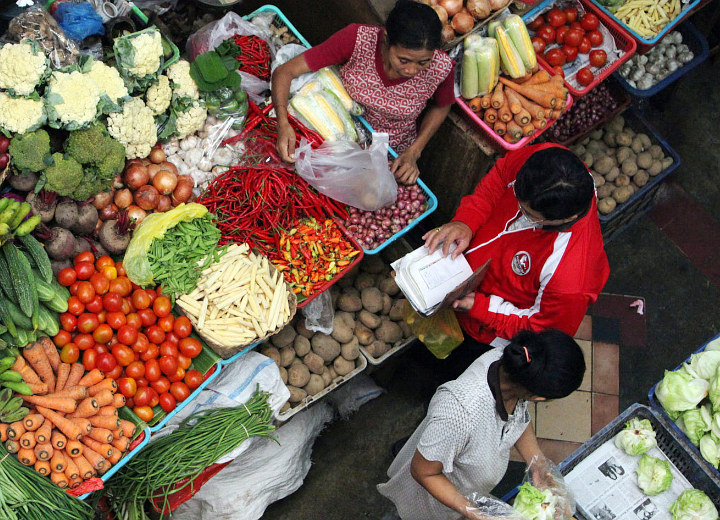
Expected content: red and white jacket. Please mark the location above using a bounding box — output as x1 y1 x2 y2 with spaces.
452 143 610 345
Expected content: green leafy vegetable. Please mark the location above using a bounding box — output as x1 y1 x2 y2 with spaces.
513 482 556 520
614 418 657 455
635 454 673 496
656 369 709 412
670 490 718 520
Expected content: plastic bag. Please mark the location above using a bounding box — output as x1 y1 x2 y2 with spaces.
295 134 398 212
521 454 576 520
54 2 104 40
301 290 334 335
403 303 464 359
123 203 208 287
186 11 274 61
272 43 316 95
6 4 80 68
465 494 528 520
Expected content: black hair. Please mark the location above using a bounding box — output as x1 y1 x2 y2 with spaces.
501 329 585 399
513 147 594 220
385 0 443 50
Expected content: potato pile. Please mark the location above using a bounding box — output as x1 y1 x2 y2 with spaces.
570 115 674 216
260 255 414 413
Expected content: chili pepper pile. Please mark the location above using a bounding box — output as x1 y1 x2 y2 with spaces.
273 218 361 298
231 34 272 81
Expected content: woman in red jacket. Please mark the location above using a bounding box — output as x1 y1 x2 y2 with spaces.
271 0 455 184
424 143 610 368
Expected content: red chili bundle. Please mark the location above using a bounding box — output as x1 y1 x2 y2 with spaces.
232 34 272 81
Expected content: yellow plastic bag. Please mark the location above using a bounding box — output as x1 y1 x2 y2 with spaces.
403 302 464 359
123 203 208 286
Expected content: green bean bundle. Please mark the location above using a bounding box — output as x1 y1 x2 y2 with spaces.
103 388 276 513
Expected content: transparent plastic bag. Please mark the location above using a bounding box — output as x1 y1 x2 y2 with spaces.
520 455 576 520
402 303 464 359
186 11 274 61
465 494 529 520
301 290 334 335
295 134 398 212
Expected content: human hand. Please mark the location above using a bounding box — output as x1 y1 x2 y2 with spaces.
276 122 298 163
453 292 476 312
391 149 421 184
422 221 473 258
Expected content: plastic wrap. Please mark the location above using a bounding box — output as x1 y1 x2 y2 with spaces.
186 11 274 61
466 494 529 520
6 4 80 68
402 303 464 359
522 454 576 520
301 290 334 335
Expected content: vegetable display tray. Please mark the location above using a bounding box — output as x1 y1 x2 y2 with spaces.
523 0 637 98
501 404 720 515
588 0 702 53
613 21 709 98
648 331 720 480
128 5 180 71
598 108 681 243
361 337 418 366
243 4 312 48
276 353 367 422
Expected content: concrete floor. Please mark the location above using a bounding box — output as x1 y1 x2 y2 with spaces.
257 7 720 520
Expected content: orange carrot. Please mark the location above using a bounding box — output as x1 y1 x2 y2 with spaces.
51 430 67 450
39 336 61 373
0 423 8 442
5 439 19 453
69 475 83 489
72 454 95 479
26 382 49 395
81 445 107 472
531 82 568 99
111 435 129 453
112 393 126 408
97 406 118 417
55 363 71 393
15 365 42 386
34 459 50 476
513 108 532 126
550 108 563 120
516 92 546 120
505 121 523 143
78 369 104 387
497 93 513 122
64 455 80 480
468 96 483 113
111 428 123 440
36 406 82 441
7 421 25 440
66 440 83 458
521 123 535 137
499 77 557 108
35 419 52 444
23 395 77 414
493 120 507 137
483 107 498 124
504 88 524 114
66 363 85 389
69 417 91 436
34 442 53 461
50 385 87 400
17 447 36 466
82 437 114 458
480 92 493 109
532 118 547 129
68 397 99 418
108 449 122 465
118 419 136 438
50 449 66 473
19 431 36 449
490 82 504 109
50 470 68 488
22 413 43 431
88 428 114 444
93 389 114 408
23 343 55 393
524 70 551 85
88 378 117 396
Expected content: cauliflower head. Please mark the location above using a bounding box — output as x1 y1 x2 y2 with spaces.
167 60 199 100
146 75 172 115
107 97 157 159
115 28 163 79
174 100 207 139
86 59 129 111
0 40 49 96
45 70 100 130
0 91 46 135
44 152 84 196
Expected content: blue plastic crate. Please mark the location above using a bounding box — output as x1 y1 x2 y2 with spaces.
243 4 311 48
614 21 709 98
648 331 720 480
218 341 261 366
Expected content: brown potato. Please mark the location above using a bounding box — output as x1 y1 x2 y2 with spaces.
330 315 354 344
341 337 360 361
375 321 403 344
270 325 296 349
287 385 307 404
333 356 355 376
389 299 407 321
358 309 382 329
361 287 384 314
288 363 311 387
260 345 281 366
303 374 326 395
378 277 399 296
354 322 375 345
293 335 311 357
303 351 325 375
279 346 296 367
311 334 341 363
337 293 362 312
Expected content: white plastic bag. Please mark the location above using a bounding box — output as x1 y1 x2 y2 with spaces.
186 11 274 60
302 290 334 335
295 133 398 212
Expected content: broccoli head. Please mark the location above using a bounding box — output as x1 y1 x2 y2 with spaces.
71 179 111 202
8 129 51 173
65 123 126 180
44 153 83 196
94 137 126 179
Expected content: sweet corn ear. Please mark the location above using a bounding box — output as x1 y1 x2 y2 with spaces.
502 15 537 72
495 26 526 79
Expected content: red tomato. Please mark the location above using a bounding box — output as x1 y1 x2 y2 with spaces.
117 324 139 346
149 295 169 318
137 308 156 327
125 398 135 408
133 405 154 422
134 386 153 406
544 48 566 67
132 333 149 354
150 376 171 394
96 255 114 270
555 25 570 45
102 292 123 312
173 316 192 339
589 49 607 67
106 312 127 330
118 377 137 398
170 382 191 402
77 313 100 334
577 66 595 86
141 344 160 361
76 281 95 304
100 265 117 280
96 310 107 324
145 288 157 305
546 8 567 27
176 353 192 371
159 355 178 376
146 325 166 345
148 388 160 408
145 359 161 382
157 315 174 333
580 13 599 31
159 392 177 413
178 337 202 359
537 25 556 44
121 298 132 315
531 36 546 54
60 343 80 363
527 15 544 31
90 273 110 295
126 312 142 330
74 333 95 351
113 344 135 367
562 44 579 62
58 268 77 287
569 21 584 32
184 370 203 390
135 377 149 389
74 251 95 265
115 261 126 277
131 289 151 310
67 296 85 316
85 295 103 314
99 341 112 353
109 278 130 297
105 364 123 379
93 323 113 344
563 7 578 23
168 367 185 383
54 330 71 347
578 37 592 54
82 348 97 371
587 29 603 47
564 28 584 47
125 360 145 379
74 261 95 281
159 341 178 358
164 331 180 346
97 352 117 372
60 312 77 332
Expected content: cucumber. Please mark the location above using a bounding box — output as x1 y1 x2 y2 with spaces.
0 297 17 338
18 234 53 284
50 277 71 301
38 304 59 337
2 243 35 318
32 271 56 302
4 300 33 331
0 253 18 304
45 294 68 313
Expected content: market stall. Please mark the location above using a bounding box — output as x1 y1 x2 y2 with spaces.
0 0 717 518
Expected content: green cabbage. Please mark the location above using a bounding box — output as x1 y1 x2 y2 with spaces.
709 366 720 412
670 489 718 520
635 454 673 496
679 408 711 446
686 351 720 381
614 418 657 455
699 434 720 468
656 369 710 412
513 482 556 520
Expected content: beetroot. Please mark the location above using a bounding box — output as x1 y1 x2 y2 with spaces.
70 203 98 236
54 199 78 229
8 171 38 192
26 190 58 223
98 209 133 255
37 225 77 260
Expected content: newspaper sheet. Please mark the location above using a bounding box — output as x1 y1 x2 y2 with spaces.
565 438 693 520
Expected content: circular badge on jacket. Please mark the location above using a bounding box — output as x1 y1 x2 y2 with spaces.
512 251 531 276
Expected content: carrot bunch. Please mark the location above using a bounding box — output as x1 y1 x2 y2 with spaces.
467 70 571 145
0 338 137 489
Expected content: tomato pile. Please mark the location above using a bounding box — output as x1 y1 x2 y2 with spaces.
53 252 206 423
528 7 609 87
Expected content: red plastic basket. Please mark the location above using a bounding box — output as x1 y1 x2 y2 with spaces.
524 0 637 98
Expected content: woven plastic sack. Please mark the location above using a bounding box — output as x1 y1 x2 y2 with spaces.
403 302 463 359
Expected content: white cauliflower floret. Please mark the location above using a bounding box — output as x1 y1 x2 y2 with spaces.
174 101 207 139
0 92 45 134
107 98 157 159
86 60 128 105
146 75 172 115
45 70 100 130
122 30 163 78
167 60 199 99
0 41 49 96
